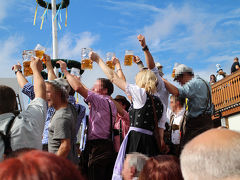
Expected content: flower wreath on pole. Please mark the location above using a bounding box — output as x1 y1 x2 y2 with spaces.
34 0 70 29
41 59 84 80
36 0 69 10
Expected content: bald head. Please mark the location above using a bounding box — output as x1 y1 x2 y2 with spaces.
180 129 240 180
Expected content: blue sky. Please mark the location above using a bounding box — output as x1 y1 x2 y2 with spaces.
1 0 240 104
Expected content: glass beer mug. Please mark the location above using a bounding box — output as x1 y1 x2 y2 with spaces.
81 48 93 70
106 52 115 70
22 50 35 76
35 44 46 63
124 50 134 66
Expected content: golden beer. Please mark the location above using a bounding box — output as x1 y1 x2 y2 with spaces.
35 50 46 64
35 50 44 59
124 55 133 66
106 60 115 70
172 69 176 78
81 59 93 70
23 61 33 76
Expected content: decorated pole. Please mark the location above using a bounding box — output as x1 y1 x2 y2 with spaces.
51 0 58 59
35 0 84 79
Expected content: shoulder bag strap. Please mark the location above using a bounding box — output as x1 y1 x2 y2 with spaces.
0 116 15 155
149 95 162 152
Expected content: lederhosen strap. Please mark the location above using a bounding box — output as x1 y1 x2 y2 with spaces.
199 77 212 115
119 119 123 144
107 100 114 141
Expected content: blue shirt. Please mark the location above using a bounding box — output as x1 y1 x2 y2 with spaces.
22 82 86 144
178 76 213 118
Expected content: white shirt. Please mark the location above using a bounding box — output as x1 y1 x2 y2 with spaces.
0 98 47 161
151 67 169 130
125 83 165 129
167 108 185 145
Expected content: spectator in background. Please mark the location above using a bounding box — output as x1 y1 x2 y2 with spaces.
180 129 240 180
209 74 216 85
0 150 85 180
139 155 183 180
122 153 149 180
216 64 227 82
112 57 131 152
231 57 240 74
113 95 130 152
165 95 186 157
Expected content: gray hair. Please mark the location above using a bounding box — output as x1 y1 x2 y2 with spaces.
180 129 240 180
127 152 149 177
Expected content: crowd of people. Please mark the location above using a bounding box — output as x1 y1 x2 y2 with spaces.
209 57 240 85
0 34 240 180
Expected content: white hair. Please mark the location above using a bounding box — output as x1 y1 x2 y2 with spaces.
127 152 149 177
180 130 240 180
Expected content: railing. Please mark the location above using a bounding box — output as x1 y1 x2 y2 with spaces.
211 70 240 117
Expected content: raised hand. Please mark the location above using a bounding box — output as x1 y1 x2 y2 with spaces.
112 57 120 66
137 34 146 47
133 56 141 64
30 57 43 73
12 62 22 71
89 51 100 63
44 54 51 66
57 60 67 73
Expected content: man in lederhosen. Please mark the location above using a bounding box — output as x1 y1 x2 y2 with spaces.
163 64 213 150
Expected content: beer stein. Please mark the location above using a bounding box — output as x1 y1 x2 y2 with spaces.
106 52 115 70
81 48 93 70
34 44 46 63
22 50 35 76
124 50 134 66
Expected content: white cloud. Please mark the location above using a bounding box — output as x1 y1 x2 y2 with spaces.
103 0 162 13
222 20 240 26
58 32 99 60
0 35 24 77
0 1 13 23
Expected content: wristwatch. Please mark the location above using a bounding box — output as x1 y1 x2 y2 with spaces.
142 45 149 51
14 69 22 75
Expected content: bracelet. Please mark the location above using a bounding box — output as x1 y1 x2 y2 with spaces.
142 45 149 51
15 69 22 75
116 68 122 72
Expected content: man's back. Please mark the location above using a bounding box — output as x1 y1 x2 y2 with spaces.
0 97 47 161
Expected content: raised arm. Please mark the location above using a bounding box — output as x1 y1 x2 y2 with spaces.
45 54 57 80
133 56 145 71
57 60 88 99
90 52 127 92
137 34 155 69
30 57 46 100
112 57 126 82
12 63 28 88
162 78 179 96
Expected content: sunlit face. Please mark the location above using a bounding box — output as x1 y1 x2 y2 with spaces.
91 80 107 95
176 73 191 86
46 83 59 108
170 97 176 112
